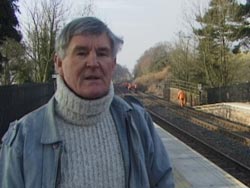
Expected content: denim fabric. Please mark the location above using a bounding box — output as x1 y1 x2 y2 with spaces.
0 96 174 188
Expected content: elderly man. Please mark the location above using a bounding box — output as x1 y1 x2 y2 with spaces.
0 17 174 188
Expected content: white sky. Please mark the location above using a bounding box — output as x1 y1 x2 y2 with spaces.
70 0 210 72
87 0 206 72
18 0 246 73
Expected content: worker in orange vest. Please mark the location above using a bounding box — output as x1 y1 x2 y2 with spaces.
177 90 187 107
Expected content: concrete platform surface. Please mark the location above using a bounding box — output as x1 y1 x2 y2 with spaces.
155 124 248 188
226 102 250 111
195 102 250 126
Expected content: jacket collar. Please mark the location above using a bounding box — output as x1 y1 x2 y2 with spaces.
40 97 62 144
110 96 132 188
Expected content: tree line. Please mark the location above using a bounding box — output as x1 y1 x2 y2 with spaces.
134 0 250 88
0 0 71 85
1 0 249 87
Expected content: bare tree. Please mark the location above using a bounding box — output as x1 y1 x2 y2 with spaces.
168 32 203 83
21 0 68 83
20 0 96 83
134 42 171 78
80 0 95 16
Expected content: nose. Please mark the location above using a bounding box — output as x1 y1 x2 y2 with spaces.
86 51 99 67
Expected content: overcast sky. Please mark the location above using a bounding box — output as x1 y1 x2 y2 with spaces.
19 0 246 73
86 0 207 72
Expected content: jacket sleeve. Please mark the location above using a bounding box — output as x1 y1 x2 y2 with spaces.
0 122 25 188
145 112 175 188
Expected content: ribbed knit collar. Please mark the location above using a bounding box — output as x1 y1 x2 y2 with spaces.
54 76 114 126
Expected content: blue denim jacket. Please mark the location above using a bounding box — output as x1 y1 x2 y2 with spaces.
0 96 174 188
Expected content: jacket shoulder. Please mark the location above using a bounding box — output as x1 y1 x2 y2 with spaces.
1 102 49 146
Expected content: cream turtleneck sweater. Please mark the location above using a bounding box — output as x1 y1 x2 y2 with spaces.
54 76 125 188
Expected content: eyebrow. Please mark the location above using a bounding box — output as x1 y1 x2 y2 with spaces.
72 46 111 53
73 46 88 53
97 47 111 53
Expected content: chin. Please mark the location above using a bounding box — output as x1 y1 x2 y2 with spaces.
78 84 109 99
84 90 108 100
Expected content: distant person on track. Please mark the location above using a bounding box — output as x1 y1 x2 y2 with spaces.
127 82 132 90
127 83 137 92
178 90 187 107
133 83 137 92
0 17 174 188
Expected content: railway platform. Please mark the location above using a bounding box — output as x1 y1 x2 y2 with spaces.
155 124 248 188
195 102 250 126
227 102 250 111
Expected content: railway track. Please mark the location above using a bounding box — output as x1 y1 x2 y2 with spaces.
149 110 250 187
137 91 250 146
115 86 250 187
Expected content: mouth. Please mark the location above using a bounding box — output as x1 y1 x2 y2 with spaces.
85 75 101 80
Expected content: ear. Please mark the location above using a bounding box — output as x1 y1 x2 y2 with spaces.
54 53 64 76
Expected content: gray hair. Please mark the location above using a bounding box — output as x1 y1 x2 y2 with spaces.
55 17 124 58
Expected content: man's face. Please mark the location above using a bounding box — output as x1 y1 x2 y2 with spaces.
55 33 116 99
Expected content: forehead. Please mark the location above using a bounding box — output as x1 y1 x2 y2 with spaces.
68 33 112 49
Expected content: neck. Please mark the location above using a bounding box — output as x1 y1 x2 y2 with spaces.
54 76 114 126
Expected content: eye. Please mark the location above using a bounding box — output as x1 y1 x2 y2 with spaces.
97 50 110 57
77 51 88 56
97 52 108 57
